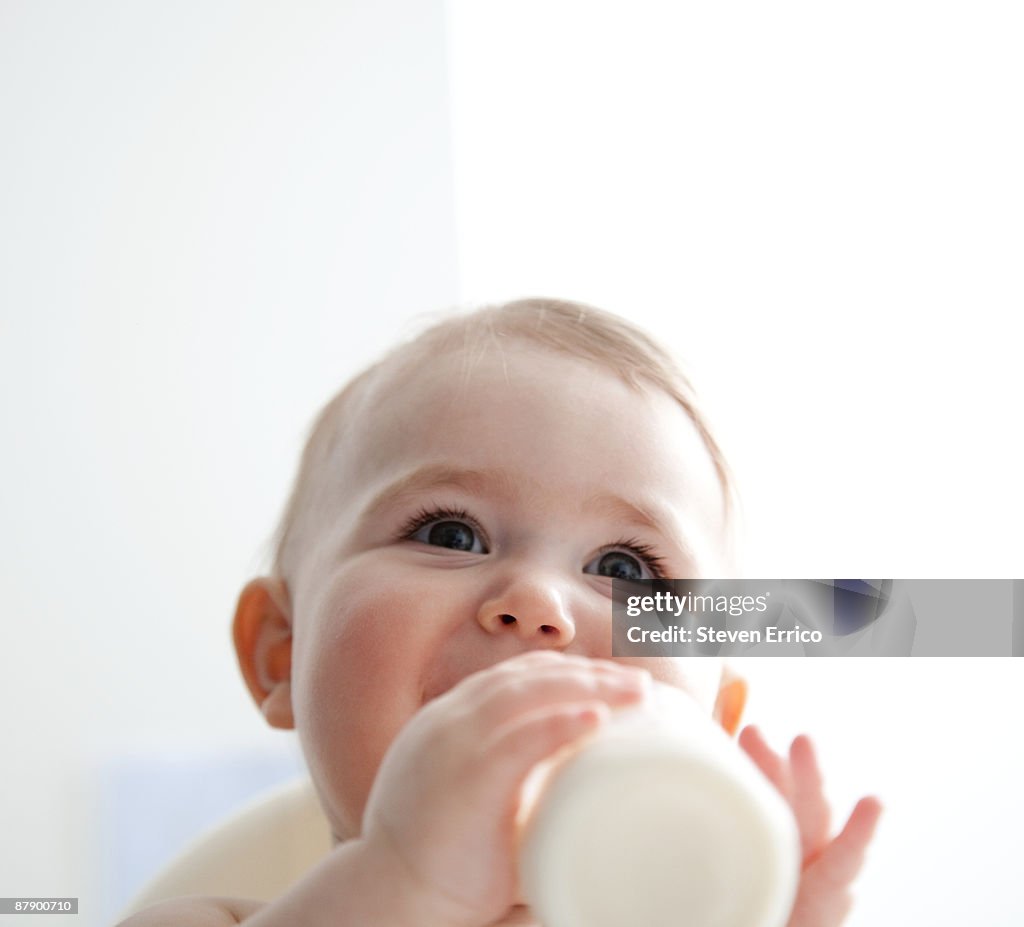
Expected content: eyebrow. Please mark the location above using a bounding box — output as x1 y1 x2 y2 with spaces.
361 464 700 566
585 491 671 536
360 464 521 520
585 491 701 566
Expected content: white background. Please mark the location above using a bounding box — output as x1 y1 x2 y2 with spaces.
2 2 1022 925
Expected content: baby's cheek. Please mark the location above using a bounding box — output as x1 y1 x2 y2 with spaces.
292 587 432 837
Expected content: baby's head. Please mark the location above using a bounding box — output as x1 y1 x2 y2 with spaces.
233 298 745 841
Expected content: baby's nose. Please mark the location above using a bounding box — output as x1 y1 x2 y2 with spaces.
477 575 576 646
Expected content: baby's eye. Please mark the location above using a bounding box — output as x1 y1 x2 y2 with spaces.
584 542 666 581
416 520 483 552
404 508 488 553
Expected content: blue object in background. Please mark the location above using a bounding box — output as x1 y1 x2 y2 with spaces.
96 746 307 924
832 579 892 636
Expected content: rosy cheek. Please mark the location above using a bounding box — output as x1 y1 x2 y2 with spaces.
292 580 441 832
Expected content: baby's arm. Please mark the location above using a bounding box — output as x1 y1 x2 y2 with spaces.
118 652 647 927
116 896 263 925
739 726 883 927
115 840 462 927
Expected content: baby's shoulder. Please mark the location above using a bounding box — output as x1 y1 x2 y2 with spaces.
116 895 264 926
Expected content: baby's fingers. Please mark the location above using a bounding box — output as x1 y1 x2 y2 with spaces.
738 725 791 799
461 654 649 727
479 700 609 807
790 736 831 859
809 796 883 886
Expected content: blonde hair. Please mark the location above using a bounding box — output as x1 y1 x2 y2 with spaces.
272 297 736 577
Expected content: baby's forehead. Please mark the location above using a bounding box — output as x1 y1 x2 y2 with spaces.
326 337 585 425
280 334 735 576
318 338 632 458
305 336 711 501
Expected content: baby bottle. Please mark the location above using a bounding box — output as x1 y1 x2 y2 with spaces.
517 681 800 927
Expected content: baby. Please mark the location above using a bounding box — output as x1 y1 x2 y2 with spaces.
121 298 881 927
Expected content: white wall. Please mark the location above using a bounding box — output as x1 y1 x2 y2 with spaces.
445 3 1024 925
2 2 1022 925
1 2 458 923
446 0 1023 578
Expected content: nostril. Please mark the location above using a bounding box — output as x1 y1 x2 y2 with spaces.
540 625 557 634
500 614 517 625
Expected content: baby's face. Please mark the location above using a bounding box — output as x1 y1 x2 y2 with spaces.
285 342 731 840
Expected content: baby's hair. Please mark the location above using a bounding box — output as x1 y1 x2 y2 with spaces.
271 297 737 579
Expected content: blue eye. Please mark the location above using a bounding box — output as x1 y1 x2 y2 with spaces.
584 541 665 581
404 508 488 554
421 520 479 551
590 551 645 580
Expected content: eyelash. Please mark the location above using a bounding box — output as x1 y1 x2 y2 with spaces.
399 506 485 544
400 506 669 578
602 537 669 580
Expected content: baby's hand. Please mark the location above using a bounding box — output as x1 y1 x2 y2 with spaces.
739 727 883 927
359 651 648 927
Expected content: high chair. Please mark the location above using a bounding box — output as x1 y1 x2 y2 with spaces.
122 776 332 916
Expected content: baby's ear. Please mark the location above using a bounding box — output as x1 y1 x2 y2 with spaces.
713 665 747 736
232 577 295 730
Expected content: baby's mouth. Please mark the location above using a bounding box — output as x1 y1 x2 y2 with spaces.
419 675 457 706
422 643 546 706
419 658 501 705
